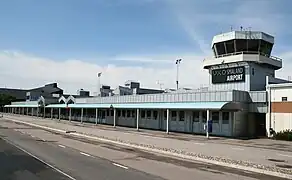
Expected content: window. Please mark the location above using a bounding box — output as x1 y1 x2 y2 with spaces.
215 42 226 56
179 111 185 121
106 110 110 116
102 111 105 118
225 40 235 54
171 111 177 121
146 110 151 119
117 110 121 117
122 110 126 117
212 112 219 124
127 110 131 117
202 111 207 123
132 110 135 117
222 112 229 124
282 97 288 102
111 110 114 116
164 111 167 119
252 68 255 75
153 111 158 120
193 111 200 122
141 110 145 118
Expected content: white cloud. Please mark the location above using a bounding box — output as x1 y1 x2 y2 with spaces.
112 55 174 64
0 50 208 95
167 0 291 54
276 52 292 79
1 1 291 96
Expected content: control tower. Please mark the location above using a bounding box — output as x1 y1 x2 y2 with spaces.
203 30 283 91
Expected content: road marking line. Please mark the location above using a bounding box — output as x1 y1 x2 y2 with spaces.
243 170 254 174
277 153 292 158
3 138 76 180
58 145 66 148
80 152 91 157
5 117 292 179
231 147 244 151
194 142 205 145
112 163 129 169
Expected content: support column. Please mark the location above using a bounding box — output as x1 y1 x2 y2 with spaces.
43 106 46 118
95 108 98 125
51 108 53 119
69 108 71 122
58 108 61 121
166 109 169 134
81 108 83 123
113 108 116 127
206 109 210 139
26 107 28 115
136 109 139 131
37 107 39 117
32 108 34 116
267 79 272 137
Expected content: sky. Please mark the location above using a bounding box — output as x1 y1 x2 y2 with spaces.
0 0 292 94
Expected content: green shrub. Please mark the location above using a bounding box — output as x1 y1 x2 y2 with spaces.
273 129 292 141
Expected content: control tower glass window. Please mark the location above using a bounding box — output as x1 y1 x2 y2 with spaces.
225 40 235 54
214 39 273 57
259 40 273 56
215 42 226 56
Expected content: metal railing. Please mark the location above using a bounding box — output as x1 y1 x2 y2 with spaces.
204 51 282 62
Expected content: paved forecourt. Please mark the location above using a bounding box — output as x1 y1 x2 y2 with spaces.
2 114 292 179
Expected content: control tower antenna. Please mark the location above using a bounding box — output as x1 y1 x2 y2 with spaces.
240 26 243 31
230 26 233 31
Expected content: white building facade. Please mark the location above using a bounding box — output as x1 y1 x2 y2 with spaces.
4 30 292 138
266 83 292 134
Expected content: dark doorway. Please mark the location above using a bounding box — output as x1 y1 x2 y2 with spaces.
255 113 267 137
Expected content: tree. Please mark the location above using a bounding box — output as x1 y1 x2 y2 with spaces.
0 94 16 106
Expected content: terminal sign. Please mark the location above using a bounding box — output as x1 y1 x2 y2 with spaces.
212 66 245 84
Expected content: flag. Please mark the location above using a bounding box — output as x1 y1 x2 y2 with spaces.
97 72 102 77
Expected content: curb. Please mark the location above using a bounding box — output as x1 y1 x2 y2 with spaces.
4 117 292 179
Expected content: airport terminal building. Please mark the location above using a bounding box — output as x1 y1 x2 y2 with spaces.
3 30 292 138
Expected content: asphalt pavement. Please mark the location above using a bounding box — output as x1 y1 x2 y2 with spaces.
0 119 289 180
0 136 71 180
0 126 163 180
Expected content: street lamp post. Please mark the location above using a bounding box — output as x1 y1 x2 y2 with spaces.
97 72 102 97
175 59 182 90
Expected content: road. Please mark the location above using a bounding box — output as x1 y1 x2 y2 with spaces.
0 120 288 180
0 137 71 180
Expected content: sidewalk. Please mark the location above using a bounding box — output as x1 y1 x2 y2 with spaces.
59 117 292 153
2 114 292 178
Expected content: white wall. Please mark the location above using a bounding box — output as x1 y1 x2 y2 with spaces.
271 87 292 101
266 86 292 134
271 113 292 132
